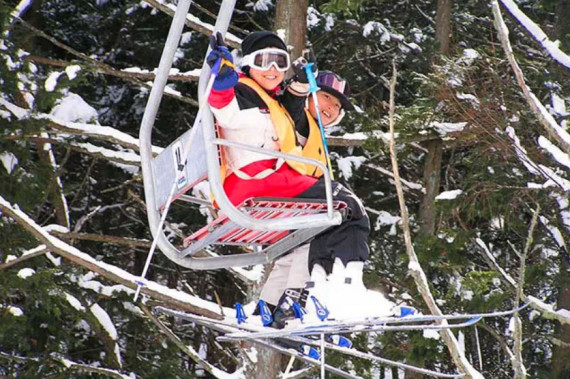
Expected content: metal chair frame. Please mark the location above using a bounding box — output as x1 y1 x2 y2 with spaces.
138 0 343 269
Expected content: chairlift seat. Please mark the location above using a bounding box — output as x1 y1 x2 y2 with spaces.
183 197 347 257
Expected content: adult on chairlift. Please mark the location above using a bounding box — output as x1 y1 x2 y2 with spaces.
207 31 380 325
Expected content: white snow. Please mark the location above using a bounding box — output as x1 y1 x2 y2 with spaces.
539 215 565 249
8 306 24 316
65 293 86 311
90 303 122 367
435 190 462 200
363 21 391 44
458 48 480 66
0 97 29 119
337 156 367 180
307 6 321 29
250 0 272 12
538 136 570 170
50 93 98 123
374 211 401 236
0 152 18 174
456 93 480 108
65 65 81 80
430 121 467 136
423 329 441 340
17 267 35 279
45 71 62 92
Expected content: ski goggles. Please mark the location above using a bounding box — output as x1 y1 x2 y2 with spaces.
317 71 349 96
241 48 291 72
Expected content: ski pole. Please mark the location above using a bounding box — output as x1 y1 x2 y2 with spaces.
304 63 334 180
133 57 228 302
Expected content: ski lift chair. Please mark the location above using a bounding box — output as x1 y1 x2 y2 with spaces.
138 0 344 270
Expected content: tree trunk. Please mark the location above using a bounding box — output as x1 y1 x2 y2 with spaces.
418 140 443 235
435 0 453 55
409 1 451 377
274 0 308 60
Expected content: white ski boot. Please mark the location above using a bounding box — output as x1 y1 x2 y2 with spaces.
302 263 329 322
324 258 394 321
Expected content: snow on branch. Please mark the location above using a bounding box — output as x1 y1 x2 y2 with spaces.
0 194 227 319
492 1 570 157
499 0 570 69
143 0 242 49
42 114 164 155
526 296 570 325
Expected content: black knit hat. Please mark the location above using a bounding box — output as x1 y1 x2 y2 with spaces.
241 31 288 56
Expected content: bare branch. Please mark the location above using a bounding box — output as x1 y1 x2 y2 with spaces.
140 304 234 378
387 61 483 379
475 237 570 326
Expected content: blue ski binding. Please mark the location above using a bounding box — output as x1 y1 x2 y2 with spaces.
257 300 274 327
235 302 247 324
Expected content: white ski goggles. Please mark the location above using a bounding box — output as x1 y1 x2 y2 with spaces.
241 48 291 72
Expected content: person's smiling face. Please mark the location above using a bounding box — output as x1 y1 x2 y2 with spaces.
308 91 342 126
249 66 285 91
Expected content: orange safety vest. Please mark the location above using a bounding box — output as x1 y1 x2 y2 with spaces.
301 109 331 178
219 77 308 179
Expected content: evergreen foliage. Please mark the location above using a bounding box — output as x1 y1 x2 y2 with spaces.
0 0 568 378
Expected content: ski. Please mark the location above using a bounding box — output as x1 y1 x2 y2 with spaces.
156 307 466 378
220 315 483 340
220 302 529 340
156 307 363 379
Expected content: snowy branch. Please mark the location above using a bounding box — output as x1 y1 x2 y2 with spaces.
25 54 202 83
387 62 483 379
0 245 50 270
492 1 570 155
11 17 197 106
0 195 226 319
499 0 570 69
143 0 242 49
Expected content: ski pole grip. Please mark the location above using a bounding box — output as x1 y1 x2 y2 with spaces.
304 63 319 93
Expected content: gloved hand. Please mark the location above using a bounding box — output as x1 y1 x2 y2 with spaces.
287 56 318 96
291 56 318 84
206 32 238 91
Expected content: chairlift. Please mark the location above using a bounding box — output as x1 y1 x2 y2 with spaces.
138 0 344 271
